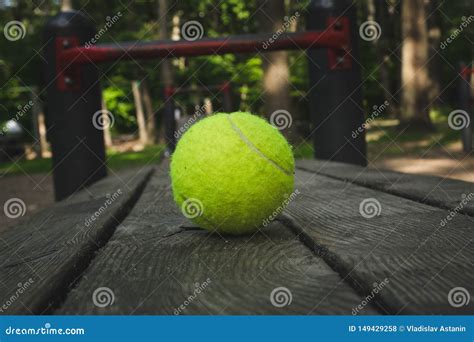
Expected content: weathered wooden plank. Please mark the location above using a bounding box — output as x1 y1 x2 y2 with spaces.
296 159 474 216
283 168 474 314
0 166 154 314
57 167 378 315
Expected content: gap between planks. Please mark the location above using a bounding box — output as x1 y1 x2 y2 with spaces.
282 168 473 314
0 166 155 315
55 167 380 315
296 159 474 217
43 167 156 314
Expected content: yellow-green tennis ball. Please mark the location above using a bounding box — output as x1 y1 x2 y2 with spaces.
170 112 294 235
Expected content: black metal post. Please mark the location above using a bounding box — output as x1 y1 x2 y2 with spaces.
307 0 367 166
43 11 106 201
459 63 472 153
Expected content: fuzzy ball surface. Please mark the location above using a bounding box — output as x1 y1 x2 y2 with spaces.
170 112 295 235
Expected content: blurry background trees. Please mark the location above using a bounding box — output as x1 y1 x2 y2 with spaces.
0 0 472 149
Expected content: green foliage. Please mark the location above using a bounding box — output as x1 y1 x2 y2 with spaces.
293 141 314 159
102 86 135 133
0 145 165 176
107 145 164 170
0 0 472 157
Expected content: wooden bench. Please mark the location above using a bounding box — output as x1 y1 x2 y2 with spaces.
1 159 472 315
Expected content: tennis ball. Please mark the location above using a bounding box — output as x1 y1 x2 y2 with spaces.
170 112 294 235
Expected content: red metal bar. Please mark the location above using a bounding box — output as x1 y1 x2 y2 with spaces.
58 30 349 66
220 81 231 92
461 66 474 79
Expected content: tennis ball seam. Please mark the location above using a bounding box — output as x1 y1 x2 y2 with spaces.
226 115 292 176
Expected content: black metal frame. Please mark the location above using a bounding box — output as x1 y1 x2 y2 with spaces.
42 0 366 201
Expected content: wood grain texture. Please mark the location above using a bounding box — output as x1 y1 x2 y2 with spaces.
296 159 474 216
57 167 378 315
284 167 474 314
0 166 154 314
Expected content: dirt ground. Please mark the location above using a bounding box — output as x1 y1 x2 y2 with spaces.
372 156 474 182
371 141 474 183
0 173 54 231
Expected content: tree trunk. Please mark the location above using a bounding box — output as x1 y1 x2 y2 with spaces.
132 81 149 146
141 82 157 144
257 0 297 142
400 0 432 130
369 0 398 117
102 99 113 148
158 0 175 145
30 87 48 158
426 0 442 106
61 0 73 11
203 97 213 115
